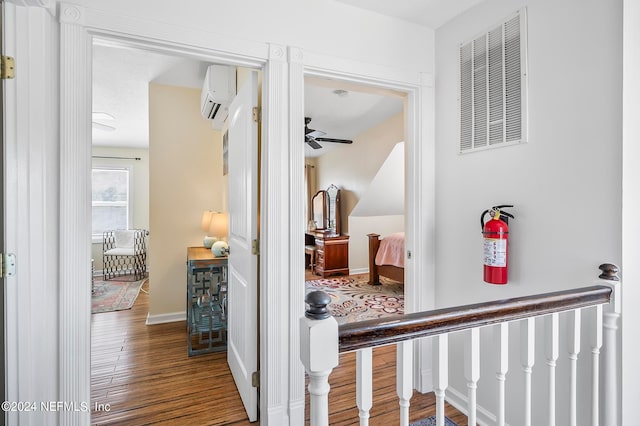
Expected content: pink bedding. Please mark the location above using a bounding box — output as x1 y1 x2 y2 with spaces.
375 232 405 268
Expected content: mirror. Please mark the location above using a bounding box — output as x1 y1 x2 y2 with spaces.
310 185 341 235
311 190 327 230
326 184 340 235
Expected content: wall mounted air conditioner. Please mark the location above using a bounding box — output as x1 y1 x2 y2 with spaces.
201 64 237 130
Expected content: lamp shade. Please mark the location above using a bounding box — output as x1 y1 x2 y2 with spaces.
208 212 229 239
200 210 214 232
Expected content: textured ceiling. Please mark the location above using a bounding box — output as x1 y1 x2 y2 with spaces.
92 45 403 157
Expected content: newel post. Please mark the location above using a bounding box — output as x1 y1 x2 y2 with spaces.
599 263 621 426
300 291 339 426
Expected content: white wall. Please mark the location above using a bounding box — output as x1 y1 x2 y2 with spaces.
72 0 434 74
622 0 640 421
435 0 622 423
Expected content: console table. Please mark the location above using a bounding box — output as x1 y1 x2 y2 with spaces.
305 231 349 277
186 247 228 355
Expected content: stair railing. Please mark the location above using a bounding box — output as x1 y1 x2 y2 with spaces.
300 263 621 426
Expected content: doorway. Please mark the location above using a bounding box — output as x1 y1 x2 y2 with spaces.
304 77 406 267
302 76 407 323
89 42 258 423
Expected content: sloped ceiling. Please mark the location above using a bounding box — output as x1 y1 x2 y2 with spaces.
350 142 405 217
304 77 404 158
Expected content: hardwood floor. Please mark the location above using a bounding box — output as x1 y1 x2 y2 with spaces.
92 277 467 425
91 280 251 426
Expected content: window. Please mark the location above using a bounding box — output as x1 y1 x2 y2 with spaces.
459 8 528 153
92 167 132 238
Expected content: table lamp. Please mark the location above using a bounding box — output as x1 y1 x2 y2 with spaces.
201 210 229 248
208 211 229 242
201 211 215 248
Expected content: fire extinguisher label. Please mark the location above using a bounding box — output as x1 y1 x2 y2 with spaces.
484 238 507 267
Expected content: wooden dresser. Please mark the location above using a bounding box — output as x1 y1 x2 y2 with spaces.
306 231 349 277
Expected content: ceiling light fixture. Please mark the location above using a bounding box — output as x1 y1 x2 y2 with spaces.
92 111 116 132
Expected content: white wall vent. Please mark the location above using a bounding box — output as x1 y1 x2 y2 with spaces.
459 8 528 153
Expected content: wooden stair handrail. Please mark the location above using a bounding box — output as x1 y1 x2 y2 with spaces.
338 285 612 353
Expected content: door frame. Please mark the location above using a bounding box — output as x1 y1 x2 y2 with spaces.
55 4 433 425
3 2 59 424
297 52 436 392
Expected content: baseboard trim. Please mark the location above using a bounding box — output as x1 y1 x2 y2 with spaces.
418 368 433 393
146 311 185 325
350 267 368 275
93 267 150 278
446 386 498 426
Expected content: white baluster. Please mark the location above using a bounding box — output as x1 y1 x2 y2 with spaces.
603 279 621 426
495 323 509 426
520 318 535 426
300 292 339 426
568 309 581 426
356 348 373 426
397 340 413 426
434 334 449 426
590 304 603 426
546 313 559 426
465 328 480 426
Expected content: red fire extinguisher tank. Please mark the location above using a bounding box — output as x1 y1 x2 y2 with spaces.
481 206 514 285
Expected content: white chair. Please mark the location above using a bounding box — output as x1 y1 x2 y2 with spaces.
103 229 148 280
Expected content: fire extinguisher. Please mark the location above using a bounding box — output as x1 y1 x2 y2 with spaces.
481 205 514 285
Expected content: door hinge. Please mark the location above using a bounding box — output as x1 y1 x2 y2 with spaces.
252 370 260 388
252 106 261 123
1 56 15 80
0 253 16 278
252 239 260 255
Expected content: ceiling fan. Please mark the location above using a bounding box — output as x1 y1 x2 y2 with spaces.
305 117 353 150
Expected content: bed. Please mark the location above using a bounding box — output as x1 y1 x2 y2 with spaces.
367 232 405 285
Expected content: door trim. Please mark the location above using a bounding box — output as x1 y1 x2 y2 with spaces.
3 3 59 424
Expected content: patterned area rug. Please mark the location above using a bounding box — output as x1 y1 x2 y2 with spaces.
305 274 404 324
92 276 147 314
410 416 457 426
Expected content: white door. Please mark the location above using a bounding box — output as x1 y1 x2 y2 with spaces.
227 70 259 422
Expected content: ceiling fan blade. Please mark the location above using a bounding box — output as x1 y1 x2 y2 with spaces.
315 137 353 144
307 129 326 138
305 137 323 149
